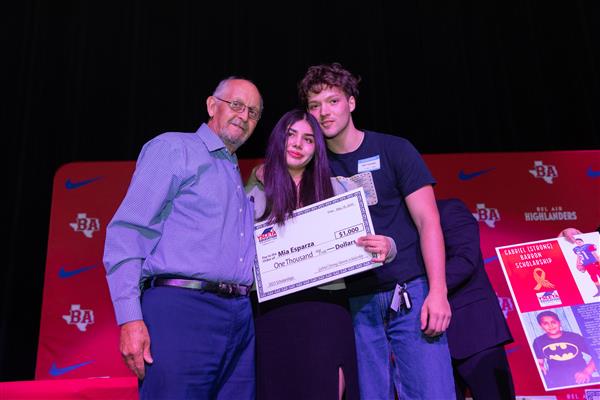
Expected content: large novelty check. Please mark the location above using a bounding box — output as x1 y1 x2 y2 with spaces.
253 187 381 302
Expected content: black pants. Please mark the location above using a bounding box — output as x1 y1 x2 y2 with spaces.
453 345 515 400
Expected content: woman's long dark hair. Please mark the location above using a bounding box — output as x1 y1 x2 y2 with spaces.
263 109 334 225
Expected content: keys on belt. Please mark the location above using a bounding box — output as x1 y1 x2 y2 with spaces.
390 283 412 312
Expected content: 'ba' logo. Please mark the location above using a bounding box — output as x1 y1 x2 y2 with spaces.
62 304 95 332
528 160 558 184
69 213 100 238
497 295 514 319
472 203 501 228
257 227 277 243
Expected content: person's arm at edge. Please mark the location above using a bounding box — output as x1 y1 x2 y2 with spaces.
537 358 547 375
575 335 597 383
558 228 582 243
575 359 596 384
244 164 266 220
406 185 451 336
244 164 264 192
533 337 548 375
103 137 184 378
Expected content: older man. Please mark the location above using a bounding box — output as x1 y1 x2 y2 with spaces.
103 77 263 399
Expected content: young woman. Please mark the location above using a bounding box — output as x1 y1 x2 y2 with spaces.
246 109 396 400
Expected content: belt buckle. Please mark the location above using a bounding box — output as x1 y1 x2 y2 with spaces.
218 282 234 296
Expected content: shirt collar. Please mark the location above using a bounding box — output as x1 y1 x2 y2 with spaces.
195 123 227 153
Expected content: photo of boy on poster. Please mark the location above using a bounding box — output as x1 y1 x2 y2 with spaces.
523 308 600 390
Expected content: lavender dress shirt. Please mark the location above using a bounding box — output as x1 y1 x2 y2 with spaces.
103 123 256 325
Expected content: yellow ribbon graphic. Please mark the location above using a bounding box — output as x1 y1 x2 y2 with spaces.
533 268 555 290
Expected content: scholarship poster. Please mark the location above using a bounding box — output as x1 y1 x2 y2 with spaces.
497 232 600 392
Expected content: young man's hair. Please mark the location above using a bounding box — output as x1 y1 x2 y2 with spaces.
263 109 334 225
297 62 361 106
536 310 559 324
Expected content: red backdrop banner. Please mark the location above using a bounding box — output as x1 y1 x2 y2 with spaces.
36 151 600 399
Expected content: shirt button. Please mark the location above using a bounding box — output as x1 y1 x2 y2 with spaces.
237 185 241 190
239 258 243 262
240 232 244 237
239 208 243 213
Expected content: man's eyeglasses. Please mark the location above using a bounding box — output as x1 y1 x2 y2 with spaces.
214 97 261 121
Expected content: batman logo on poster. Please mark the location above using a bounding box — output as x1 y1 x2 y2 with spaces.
542 342 579 361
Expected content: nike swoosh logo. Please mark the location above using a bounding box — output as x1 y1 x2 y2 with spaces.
484 256 498 264
58 265 97 278
65 177 101 190
49 360 93 376
458 168 495 181
587 167 600 178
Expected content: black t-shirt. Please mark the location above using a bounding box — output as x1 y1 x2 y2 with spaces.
533 330 591 388
327 131 435 295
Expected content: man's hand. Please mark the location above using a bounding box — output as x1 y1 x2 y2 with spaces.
120 320 153 380
558 228 582 243
356 235 391 263
255 164 265 183
420 291 451 337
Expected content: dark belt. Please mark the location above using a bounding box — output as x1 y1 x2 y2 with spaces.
144 277 251 297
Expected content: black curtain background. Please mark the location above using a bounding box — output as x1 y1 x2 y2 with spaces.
3 0 599 381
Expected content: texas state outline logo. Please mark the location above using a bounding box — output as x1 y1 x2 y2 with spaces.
528 160 558 184
62 304 95 332
472 203 501 228
69 213 100 238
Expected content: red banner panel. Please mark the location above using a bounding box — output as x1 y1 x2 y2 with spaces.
36 151 600 399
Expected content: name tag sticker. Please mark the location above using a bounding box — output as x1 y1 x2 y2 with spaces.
357 155 380 173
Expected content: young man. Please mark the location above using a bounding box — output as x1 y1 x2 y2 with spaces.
298 62 454 399
103 77 262 399
533 311 598 388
